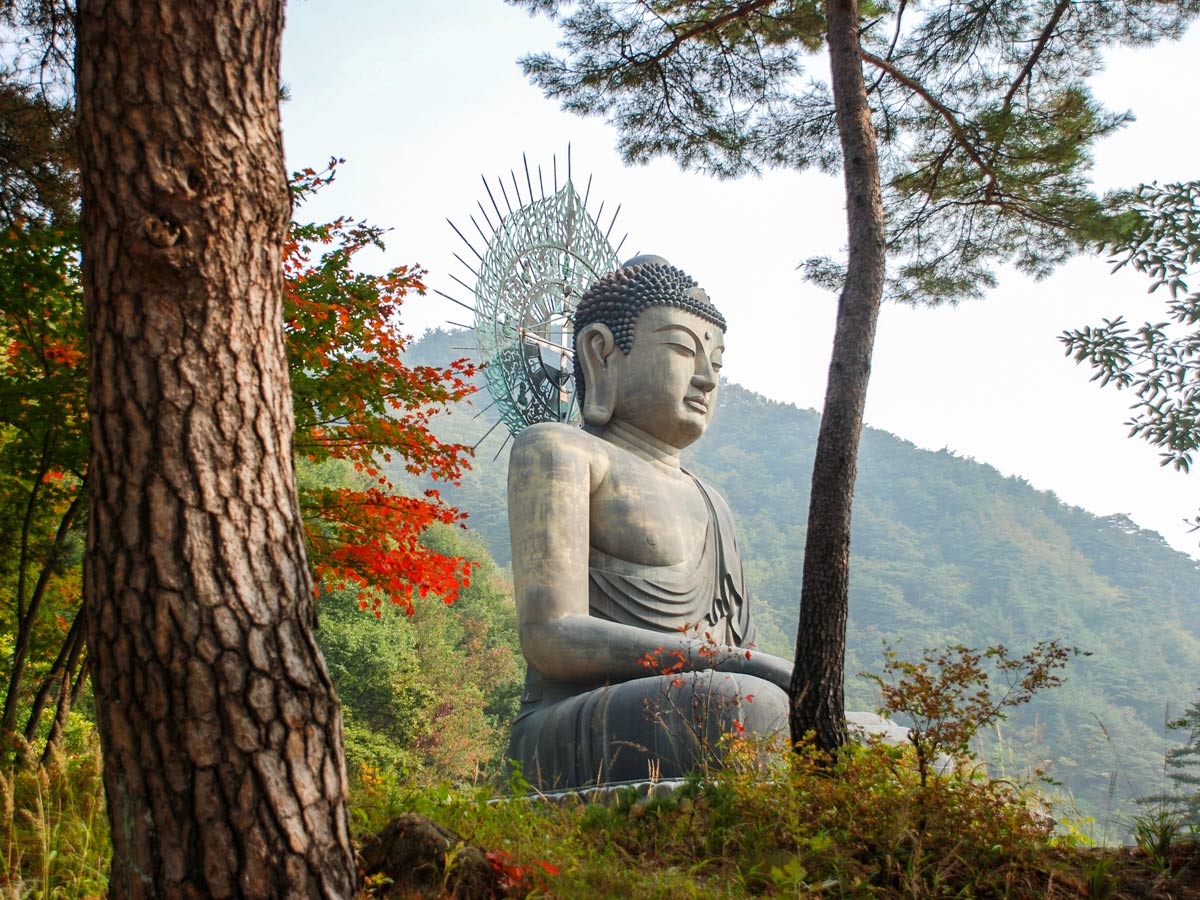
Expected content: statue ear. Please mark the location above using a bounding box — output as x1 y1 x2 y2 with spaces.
578 322 618 426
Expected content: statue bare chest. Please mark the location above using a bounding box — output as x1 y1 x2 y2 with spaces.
588 463 708 566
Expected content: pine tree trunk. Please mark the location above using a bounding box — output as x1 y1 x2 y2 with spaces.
75 3 356 897
789 0 886 754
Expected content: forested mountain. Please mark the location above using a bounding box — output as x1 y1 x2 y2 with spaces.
402 328 1200 836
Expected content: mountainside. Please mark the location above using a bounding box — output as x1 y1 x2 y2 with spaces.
403 327 1200 836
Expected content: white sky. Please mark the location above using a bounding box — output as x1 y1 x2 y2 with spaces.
281 1 1200 559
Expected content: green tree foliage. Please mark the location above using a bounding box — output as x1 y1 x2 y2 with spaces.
1062 180 1200 531
0 173 481 763
1165 695 1200 825
0 222 87 758
316 524 521 783
509 0 1193 302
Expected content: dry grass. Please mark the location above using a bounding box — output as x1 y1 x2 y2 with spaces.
0 738 108 900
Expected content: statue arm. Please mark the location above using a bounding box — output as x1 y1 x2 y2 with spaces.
509 427 792 691
523 613 794 691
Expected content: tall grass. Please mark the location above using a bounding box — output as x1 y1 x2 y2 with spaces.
0 735 109 899
0 725 1189 899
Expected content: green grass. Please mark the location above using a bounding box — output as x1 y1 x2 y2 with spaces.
350 738 1070 898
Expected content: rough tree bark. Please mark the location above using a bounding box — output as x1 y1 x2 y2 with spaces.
75 2 357 897
789 0 887 753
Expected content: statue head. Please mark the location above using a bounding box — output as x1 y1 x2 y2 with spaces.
574 255 727 448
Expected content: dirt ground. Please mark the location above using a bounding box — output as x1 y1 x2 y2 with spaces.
1052 840 1200 900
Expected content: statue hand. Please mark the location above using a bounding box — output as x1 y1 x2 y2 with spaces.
761 654 794 692
728 648 792 692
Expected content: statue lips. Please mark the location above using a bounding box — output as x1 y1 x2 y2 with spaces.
684 394 709 414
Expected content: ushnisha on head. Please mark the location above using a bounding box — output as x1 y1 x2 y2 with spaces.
574 255 727 358
573 255 725 406
573 255 727 442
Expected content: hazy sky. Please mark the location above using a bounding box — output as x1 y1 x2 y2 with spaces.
281 1 1200 559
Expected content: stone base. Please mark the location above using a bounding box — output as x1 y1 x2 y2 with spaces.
531 777 691 805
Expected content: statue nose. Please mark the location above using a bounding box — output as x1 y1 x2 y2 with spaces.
692 366 717 392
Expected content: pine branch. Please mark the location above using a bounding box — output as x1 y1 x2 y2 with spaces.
862 49 998 197
1002 0 1072 111
627 0 782 67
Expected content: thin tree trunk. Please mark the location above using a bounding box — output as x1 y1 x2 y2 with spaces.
76 3 356 897
22 606 85 748
41 655 94 770
3 437 49 738
2 475 85 738
38 618 86 766
789 0 886 754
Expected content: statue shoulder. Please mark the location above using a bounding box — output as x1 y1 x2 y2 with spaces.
513 421 591 454
510 423 611 477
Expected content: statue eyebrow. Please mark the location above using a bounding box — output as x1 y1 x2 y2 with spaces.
653 322 724 352
652 323 700 340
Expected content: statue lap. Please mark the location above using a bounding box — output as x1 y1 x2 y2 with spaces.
509 672 788 789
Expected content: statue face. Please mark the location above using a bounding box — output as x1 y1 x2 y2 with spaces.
609 304 724 449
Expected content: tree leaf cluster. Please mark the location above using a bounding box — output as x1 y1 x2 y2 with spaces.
285 162 478 614
0 0 76 226
1063 181 1200 479
316 524 522 783
514 1 828 177
0 82 75 227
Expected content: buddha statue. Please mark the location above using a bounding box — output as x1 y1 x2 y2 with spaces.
505 255 793 790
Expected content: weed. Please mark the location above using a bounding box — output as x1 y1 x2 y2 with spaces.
1081 854 1117 900
0 736 109 899
1132 808 1183 873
